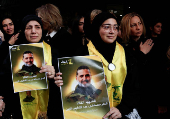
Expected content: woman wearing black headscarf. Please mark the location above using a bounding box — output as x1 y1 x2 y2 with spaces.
0 16 20 44
19 15 55 119
0 15 55 119
55 12 143 118
89 12 125 119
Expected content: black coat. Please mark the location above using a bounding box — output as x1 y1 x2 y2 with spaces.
43 27 75 70
145 35 168 105
122 36 169 118
141 36 169 118
0 41 23 119
120 41 148 118
45 27 74 119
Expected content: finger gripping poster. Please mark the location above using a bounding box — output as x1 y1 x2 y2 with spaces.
58 56 110 119
9 43 47 93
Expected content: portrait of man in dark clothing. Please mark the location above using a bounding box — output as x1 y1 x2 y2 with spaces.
23 91 35 102
17 51 40 76
66 65 102 102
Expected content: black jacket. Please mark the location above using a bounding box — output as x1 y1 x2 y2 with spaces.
120 40 148 118
121 36 169 118
45 27 74 119
43 27 74 70
0 41 23 119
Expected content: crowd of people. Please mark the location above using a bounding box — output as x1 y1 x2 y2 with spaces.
0 3 169 119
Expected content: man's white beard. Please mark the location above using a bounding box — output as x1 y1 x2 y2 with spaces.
78 81 91 88
24 62 33 67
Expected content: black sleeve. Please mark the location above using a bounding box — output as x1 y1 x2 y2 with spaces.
116 47 143 117
0 41 11 64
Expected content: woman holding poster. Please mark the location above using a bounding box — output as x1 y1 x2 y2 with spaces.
18 15 55 119
0 15 55 118
55 12 148 119
55 12 125 119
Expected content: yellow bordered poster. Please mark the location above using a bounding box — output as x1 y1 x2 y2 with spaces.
58 56 110 119
9 43 47 93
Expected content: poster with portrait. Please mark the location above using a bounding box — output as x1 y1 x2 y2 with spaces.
9 42 47 93
58 56 110 119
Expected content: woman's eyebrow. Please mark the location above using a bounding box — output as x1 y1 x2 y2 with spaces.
102 24 111 25
102 24 118 25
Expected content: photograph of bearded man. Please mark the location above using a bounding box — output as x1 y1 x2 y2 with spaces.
17 51 40 76
66 65 102 102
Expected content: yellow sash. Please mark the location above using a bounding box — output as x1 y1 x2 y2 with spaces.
87 41 127 107
19 41 51 119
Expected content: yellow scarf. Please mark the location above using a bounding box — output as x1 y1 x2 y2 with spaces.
87 40 127 107
19 41 51 119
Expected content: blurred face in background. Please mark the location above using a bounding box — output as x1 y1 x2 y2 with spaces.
37 13 48 31
151 22 162 36
2 18 14 35
78 17 84 34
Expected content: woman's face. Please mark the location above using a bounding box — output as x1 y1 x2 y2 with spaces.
99 18 118 44
24 20 42 43
2 18 14 35
152 22 162 35
130 16 143 40
78 17 84 34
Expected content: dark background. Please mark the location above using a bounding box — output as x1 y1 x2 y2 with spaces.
0 0 169 36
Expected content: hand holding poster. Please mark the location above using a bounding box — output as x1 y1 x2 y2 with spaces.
9 43 48 93
58 56 110 119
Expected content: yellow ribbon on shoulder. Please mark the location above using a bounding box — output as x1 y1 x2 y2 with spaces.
19 41 51 119
87 41 127 107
